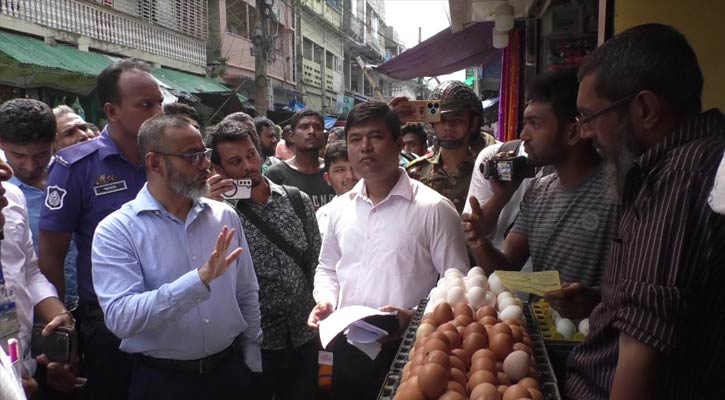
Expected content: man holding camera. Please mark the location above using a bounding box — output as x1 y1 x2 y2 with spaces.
206 120 321 400
405 81 483 214
462 69 620 318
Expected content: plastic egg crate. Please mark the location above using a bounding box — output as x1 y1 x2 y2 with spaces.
531 301 586 342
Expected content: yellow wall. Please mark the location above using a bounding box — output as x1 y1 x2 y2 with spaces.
615 0 725 109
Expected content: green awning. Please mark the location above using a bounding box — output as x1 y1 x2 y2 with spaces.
0 30 112 76
152 67 230 94
0 30 113 95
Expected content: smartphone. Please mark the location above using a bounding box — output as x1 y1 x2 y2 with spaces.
222 179 252 200
31 324 77 363
396 100 442 123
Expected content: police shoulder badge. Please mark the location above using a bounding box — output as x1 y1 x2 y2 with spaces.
45 185 68 210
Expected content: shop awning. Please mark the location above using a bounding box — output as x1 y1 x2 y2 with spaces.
152 67 231 94
0 30 113 94
374 22 501 81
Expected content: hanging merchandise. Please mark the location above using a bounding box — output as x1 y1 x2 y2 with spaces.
497 27 522 142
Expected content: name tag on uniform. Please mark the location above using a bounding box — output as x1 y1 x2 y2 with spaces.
0 288 20 342
93 180 127 196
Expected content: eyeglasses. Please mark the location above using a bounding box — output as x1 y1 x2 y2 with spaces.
576 94 636 132
156 148 212 167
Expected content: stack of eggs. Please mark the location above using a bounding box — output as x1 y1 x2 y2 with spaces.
394 269 543 400
548 308 590 339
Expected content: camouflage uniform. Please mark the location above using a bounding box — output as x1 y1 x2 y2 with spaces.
406 150 476 214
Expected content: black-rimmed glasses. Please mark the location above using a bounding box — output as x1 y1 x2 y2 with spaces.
576 94 636 132
156 148 212 167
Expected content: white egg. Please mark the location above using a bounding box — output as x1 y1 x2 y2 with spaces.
465 287 486 309
578 319 590 336
484 291 497 308
429 287 441 299
498 296 518 311
445 276 464 290
465 275 486 290
497 291 513 303
503 350 530 382
550 309 561 325
446 286 466 304
499 305 523 322
556 318 577 339
468 266 485 277
488 272 506 295
437 277 447 288
444 268 464 278
416 323 435 339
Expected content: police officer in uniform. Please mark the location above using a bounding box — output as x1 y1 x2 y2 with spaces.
38 58 163 399
406 81 485 214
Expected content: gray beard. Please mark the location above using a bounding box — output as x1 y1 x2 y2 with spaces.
602 118 637 199
168 167 210 200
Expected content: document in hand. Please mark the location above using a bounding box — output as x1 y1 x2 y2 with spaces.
318 305 397 349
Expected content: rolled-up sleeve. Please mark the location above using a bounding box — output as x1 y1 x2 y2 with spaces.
92 216 210 339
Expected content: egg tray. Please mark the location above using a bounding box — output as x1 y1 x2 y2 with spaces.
376 299 562 400
530 301 585 343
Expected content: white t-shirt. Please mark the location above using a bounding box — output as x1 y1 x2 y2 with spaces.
709 149 725 214
314 169 469 310
464 142 538 272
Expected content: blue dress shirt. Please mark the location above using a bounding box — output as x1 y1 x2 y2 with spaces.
91 184 262 370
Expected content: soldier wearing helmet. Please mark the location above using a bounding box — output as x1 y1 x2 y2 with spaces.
406 81 489 213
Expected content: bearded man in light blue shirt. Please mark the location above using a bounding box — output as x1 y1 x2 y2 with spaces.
92 115 262 400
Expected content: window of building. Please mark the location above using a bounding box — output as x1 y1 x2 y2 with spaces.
326 52 339 71
314 44 323 64
226 0 249 37
137 0 158 23
303 38 314 60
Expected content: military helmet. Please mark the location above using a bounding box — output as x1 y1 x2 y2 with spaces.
429 81 483 114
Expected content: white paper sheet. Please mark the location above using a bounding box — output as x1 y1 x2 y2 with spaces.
318 305 393 349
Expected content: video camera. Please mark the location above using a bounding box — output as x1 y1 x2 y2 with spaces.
481 140 536 182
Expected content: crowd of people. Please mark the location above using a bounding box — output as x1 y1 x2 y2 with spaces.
0 22 723 400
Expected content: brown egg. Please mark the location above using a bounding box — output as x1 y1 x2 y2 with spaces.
423 338 449 355
454 302 474 319
449 355 465 372
477 306 498 320
469 382 501 400
527 366 538 380
503 319 521 327
414 336 427 350
444 330 462 349
517 377 539 390
417 363 449 399
463 332 488 356
450 367 467 388
471 348 497 363
426 350 450 369
522 336 533 348
502 384 532 400
433 303 454 325
468 369 499 393
447 380 466 395
469 356 496 374
480 316 499 326
439 390 466 400
430 330 452 346
438 321 458 333
394 376 426 400
464 322 486 337
489 333 514 361
450 348 471 370
421 318 438 328
454 314 473 327
411 352 425 367
497 371 511 385
497 385 508 396
528 388 543 400
456 325 466 336
492 323 512 336
410 363 422 377
513 343 533 356
496 361 504 372
510 326 523 343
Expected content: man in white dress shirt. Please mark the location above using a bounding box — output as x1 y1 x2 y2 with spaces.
307 101 468 399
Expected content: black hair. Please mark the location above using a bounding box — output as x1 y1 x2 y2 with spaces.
401 123 428 147
290 109 324 130
0 98 57 144
137 115 192 161
323 141 349 172
163 102 201 126
579 23 703 118
254 117 275 134
205 120 260 164
345 101 401 140
526 68 580 125
97 58 152 106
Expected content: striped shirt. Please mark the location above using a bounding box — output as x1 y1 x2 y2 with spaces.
566 109 725 399
511 167 620 287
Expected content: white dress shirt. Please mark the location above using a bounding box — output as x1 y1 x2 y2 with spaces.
1 183 58 375
709 149 725 214
315 196 337 241
314 169 469 310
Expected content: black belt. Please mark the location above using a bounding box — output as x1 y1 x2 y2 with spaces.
135 343 238 375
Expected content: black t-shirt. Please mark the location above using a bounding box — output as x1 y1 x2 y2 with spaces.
265 162 335 210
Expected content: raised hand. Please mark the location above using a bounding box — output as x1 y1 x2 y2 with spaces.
198 226 244 286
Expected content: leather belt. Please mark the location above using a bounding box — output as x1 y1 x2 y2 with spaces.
135 344 238 375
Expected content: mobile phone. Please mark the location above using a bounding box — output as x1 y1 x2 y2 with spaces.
31 324 77 363
396 100 442 123
222 179 252 200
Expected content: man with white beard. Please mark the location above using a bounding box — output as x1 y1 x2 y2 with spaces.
91 115 262 399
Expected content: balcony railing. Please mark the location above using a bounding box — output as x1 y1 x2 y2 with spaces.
0 0 206 67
